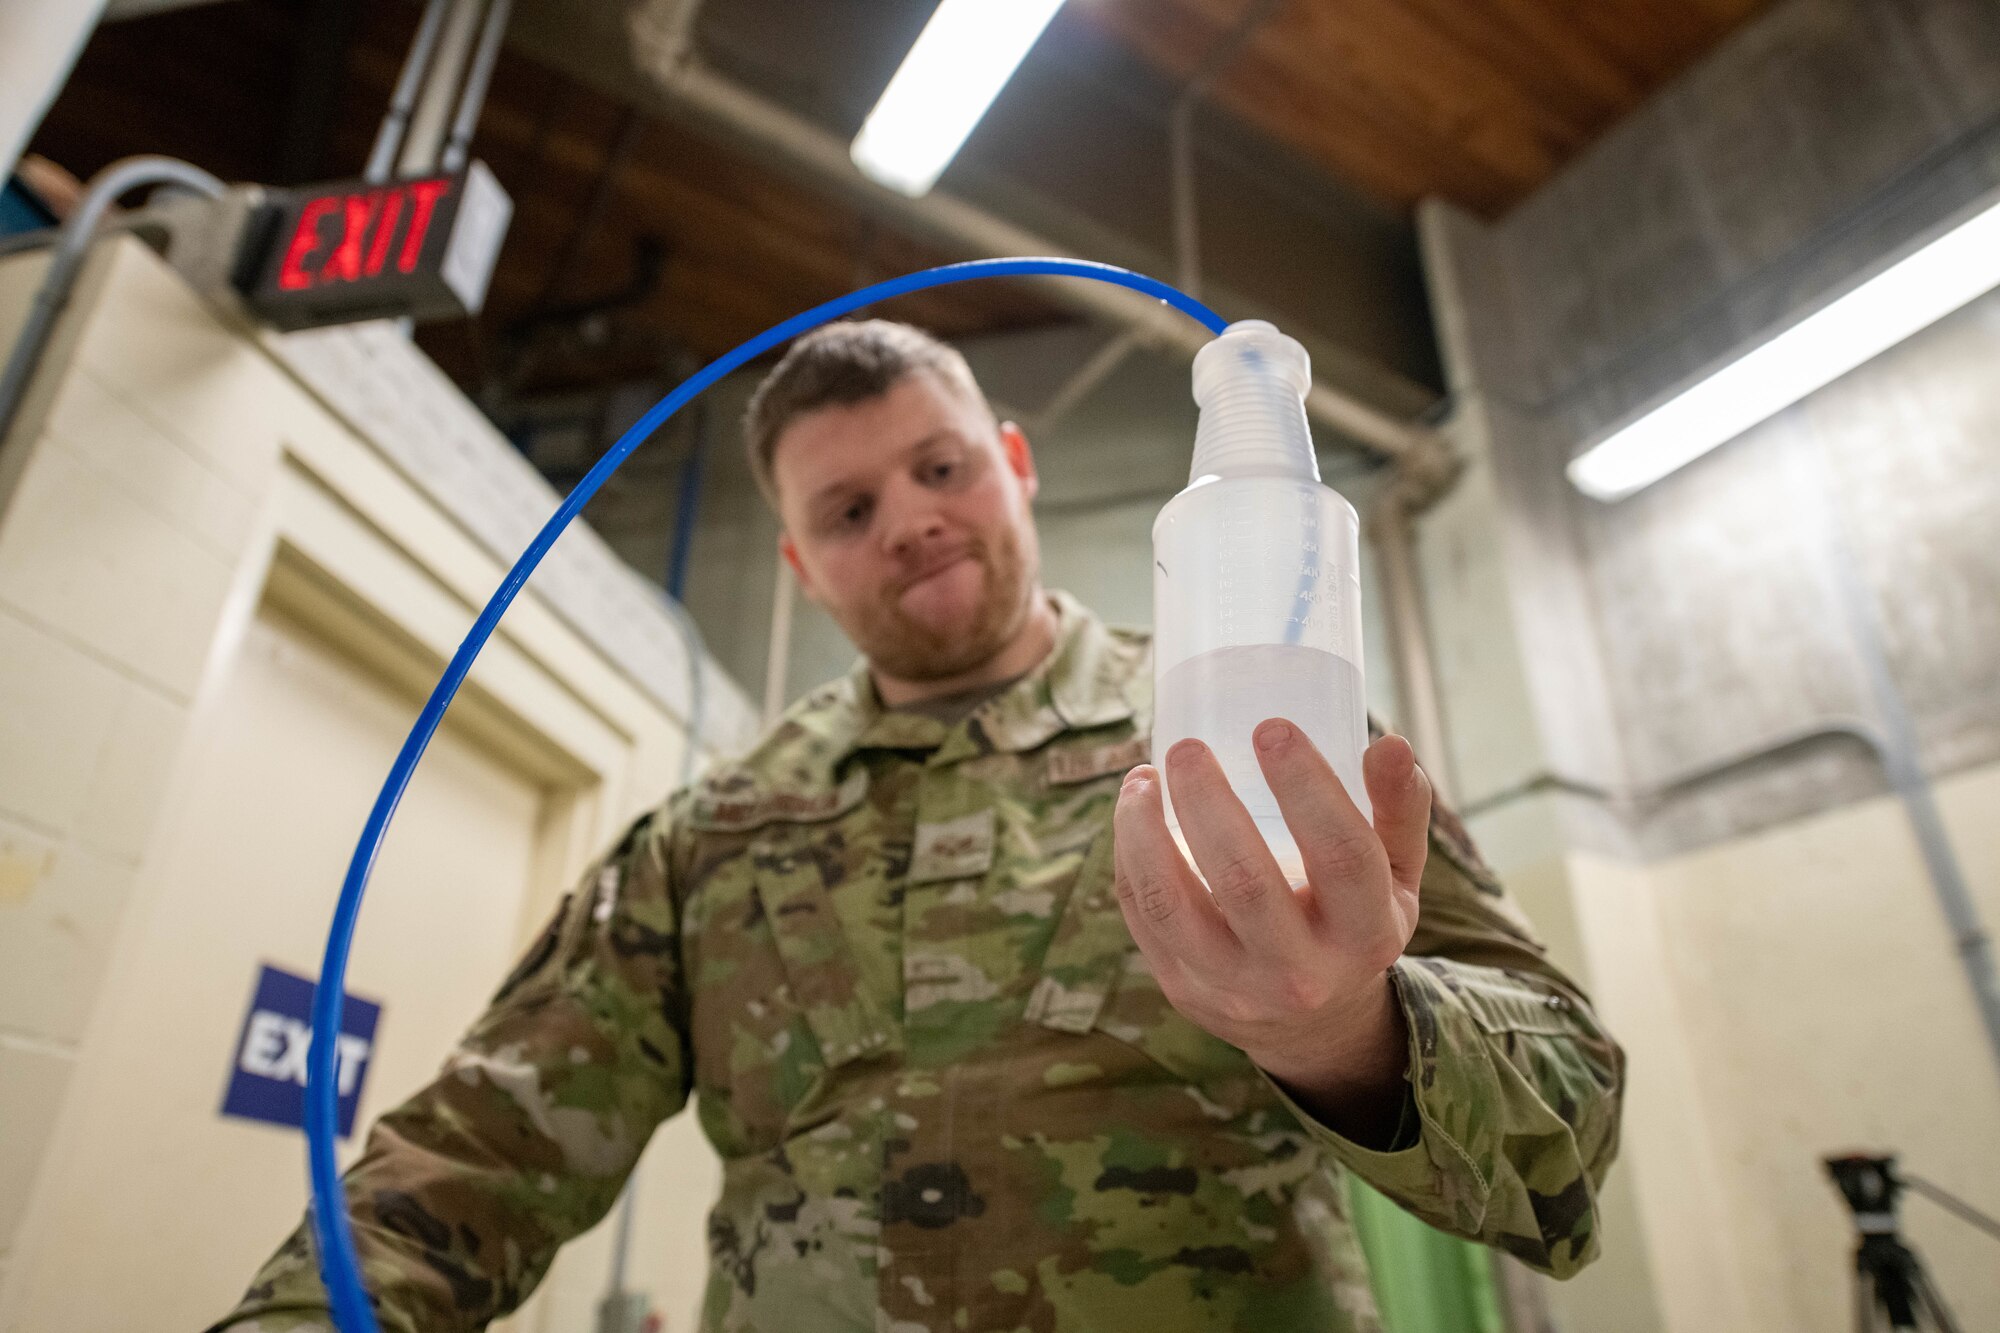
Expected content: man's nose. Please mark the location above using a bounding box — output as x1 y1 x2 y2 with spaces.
879 478 948 557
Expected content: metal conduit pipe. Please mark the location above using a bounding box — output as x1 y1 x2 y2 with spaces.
1368 479 1458 805
597 7 711 1323
1168 99 1203 299
399 0 487 177
1031 327 1139 434
763 560 799 727
0 155 226 468
1169 0 1286 299
440 0 512 174
1458 718 1886 819
365 0 451 182
1460 700 2000 1085
1035 0 1285 436
1789 422 2000 1084
637 56 1444 469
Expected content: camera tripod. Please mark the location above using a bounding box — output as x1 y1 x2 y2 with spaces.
1825 1154 2000 1332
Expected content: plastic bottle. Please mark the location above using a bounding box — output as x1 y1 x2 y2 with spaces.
1153 319 1369 887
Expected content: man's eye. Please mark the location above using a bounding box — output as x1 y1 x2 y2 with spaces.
833 497 872 530
922 459 959 485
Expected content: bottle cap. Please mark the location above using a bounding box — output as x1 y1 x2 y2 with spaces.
1188 320 1318 482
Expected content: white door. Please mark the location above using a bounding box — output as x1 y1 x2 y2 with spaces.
8 600 550 1330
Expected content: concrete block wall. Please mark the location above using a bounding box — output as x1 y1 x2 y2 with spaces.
1412 1 2000 1329
1435 0 2000 855
0 235 754 1328
0 241 287 1264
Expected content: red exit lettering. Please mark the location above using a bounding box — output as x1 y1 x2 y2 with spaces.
277 177 455 292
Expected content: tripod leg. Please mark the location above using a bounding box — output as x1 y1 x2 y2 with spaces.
1909 1266 1961 1333
1854 1269 1879 1333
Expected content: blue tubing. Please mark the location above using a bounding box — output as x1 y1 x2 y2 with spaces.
305 258 1226 1332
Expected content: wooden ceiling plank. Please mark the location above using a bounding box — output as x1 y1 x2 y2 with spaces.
1260 0 1574 188
1214 51 1539 209
1394 0 1647 125
1557 0 1752 86
1079 0 1532 210
487 123 1056 363
475 105 855 269
1085 0 1774 214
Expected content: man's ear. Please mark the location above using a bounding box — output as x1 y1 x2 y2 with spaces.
778 532 822 605
999 422 1039 502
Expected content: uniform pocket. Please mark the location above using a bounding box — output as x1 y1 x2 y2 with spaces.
1431 962 1578 1038
1093 948 1258 1096
750 823 899 1068
1027 824 1255 1097
1024 830 1126 1033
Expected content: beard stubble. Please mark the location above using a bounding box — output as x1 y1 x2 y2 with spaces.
847 521 1037 683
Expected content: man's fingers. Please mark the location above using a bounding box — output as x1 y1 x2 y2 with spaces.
1161 739 1313 956
1112 765 1235 965
1254 719 1389 923
1364 734 1432 893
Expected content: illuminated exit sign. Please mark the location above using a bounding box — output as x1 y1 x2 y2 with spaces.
239 161 512 331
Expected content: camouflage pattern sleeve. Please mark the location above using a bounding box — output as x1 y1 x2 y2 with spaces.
207 806 693 1333
1262 806 1626 1280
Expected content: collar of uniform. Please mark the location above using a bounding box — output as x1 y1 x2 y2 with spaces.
986 590 1138 751
832 591 1139 763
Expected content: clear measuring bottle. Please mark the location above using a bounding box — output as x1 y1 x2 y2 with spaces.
1153 319 1369 887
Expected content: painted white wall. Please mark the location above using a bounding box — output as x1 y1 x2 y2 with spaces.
0 236 749 1331
1567 762 2000 1332
11 601 549 1329
1408 3 2000 1328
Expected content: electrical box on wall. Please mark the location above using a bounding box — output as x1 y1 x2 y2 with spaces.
235 161 513 331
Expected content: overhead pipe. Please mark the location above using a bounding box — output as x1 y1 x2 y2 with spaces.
440 0 512 173
0 156 225 471
1368 478 1457 805
1036 0 1282 436
398 0 487 177
1791 424 2000 1082
623 52 1444 470
365 0 450 182
595 9 705 1326
1031 327 1139 434
762 560 798 727
632 0 706 71
530 105 648 314
1168 0 1286 299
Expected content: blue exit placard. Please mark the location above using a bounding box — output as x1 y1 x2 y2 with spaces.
222 963 381 1139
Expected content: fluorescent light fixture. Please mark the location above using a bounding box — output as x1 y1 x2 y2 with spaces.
851 0 1067 197
1568 193 2000 501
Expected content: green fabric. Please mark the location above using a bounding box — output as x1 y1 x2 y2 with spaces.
1346 1175 1504 1333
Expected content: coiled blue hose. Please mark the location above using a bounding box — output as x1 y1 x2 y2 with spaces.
305 257 1227 1331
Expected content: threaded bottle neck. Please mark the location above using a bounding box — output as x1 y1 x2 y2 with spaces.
1189 320 1319 483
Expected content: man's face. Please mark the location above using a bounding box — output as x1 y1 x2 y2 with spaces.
771 370 1042 684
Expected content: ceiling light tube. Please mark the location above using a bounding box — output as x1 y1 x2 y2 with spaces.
851 0 1067 198
1568 192 2000 502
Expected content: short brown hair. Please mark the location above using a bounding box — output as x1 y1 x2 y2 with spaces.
743 319 991 505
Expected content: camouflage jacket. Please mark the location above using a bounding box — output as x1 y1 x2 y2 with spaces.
216 592 1623 1333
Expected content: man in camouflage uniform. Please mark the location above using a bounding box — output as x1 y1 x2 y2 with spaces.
214 321 1623 1333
